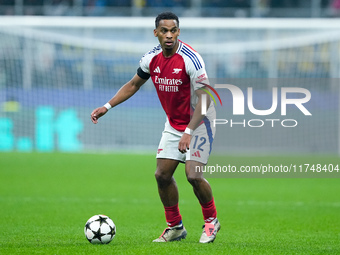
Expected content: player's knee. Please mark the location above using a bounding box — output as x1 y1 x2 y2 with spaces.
187 175 204 188
155 170 172 187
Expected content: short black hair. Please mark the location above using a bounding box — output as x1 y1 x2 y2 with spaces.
155 12 179 28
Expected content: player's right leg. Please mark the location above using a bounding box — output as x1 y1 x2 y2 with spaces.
153 158 187 242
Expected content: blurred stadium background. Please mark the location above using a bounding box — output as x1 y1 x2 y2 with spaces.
1 0 340 17
0 0 339 155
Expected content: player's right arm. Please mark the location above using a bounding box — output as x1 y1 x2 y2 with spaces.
91 74 148 124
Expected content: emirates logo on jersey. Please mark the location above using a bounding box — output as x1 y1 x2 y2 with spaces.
155 76 183 86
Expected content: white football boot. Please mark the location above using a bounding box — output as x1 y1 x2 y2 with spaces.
153 221 187 242
199 218 220 243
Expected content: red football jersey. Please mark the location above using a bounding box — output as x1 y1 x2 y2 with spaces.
139 40 210 132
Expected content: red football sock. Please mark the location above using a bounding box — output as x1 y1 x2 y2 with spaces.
200 198 217 223
164 203 182 227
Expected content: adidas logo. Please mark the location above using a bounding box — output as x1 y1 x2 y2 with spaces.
191 151 201 158
154 66 161 73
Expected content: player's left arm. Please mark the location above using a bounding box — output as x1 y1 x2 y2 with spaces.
178 88 210 153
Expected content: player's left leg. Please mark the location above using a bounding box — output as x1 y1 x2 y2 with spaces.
186 160 212 204
185 160 220 243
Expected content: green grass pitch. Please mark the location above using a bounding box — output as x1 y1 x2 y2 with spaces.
0 152 339 254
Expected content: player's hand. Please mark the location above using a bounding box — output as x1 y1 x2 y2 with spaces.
178 133 191 154
91 107 108 124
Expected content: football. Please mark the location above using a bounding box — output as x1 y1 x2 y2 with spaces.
84 214 116 244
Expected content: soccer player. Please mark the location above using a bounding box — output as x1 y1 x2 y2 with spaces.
91 11 220 243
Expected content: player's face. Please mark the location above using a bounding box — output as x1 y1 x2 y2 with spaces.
154 19 180 55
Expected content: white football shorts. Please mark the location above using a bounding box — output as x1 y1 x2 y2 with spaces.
156 119 215 165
